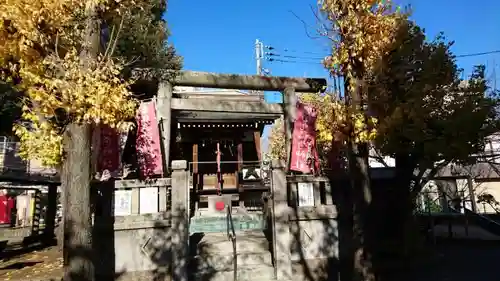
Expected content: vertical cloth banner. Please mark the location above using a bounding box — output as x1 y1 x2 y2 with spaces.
136 100 164 177
97 125 120 173
290 101 320 174
0 195 9 224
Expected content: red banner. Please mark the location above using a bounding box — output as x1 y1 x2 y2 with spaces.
290 102 320 174
0 195 14 225
136 100 164 178
97 125 120 173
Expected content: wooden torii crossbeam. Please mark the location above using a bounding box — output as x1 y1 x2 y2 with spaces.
132 69 327 92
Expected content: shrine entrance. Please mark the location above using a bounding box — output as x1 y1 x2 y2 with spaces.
178 117 274 233
195 139 239 191
132 69 327 280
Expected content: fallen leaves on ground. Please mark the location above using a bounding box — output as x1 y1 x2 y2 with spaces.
0 247 62 281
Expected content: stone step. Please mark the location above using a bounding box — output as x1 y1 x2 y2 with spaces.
193 251 273 272
192 265 275 281
197 231 270 254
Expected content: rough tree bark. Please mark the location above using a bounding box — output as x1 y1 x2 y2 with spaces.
62 1 100 281
63 123 94 281
389 154 426 262
345 77 375 281
57 162 68 251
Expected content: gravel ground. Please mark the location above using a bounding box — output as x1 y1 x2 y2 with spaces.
0 239 499 281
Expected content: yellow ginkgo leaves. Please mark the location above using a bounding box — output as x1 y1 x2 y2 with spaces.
320 0 406 78
1 0 141 167
13 49 137 166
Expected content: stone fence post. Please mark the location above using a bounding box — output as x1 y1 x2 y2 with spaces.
171 160 189 281
271 160 292 280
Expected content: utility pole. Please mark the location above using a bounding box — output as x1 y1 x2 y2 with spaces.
254 39 265 99
255 39 264 75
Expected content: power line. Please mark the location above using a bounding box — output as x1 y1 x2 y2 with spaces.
265 53 324 61
456 50 500 58
281 48 327 56
264 45 327 57
267 42 500 60
265 48 500 67
265 58 322 65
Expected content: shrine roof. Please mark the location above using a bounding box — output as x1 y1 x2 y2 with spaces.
173 88 264 101
174 111 280 123
171 89 283 122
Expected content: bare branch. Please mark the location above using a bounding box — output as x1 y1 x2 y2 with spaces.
103 23 116 59
55 32 60 59
108 16 125 59
309 4 332 38
288 10 322 40
124 56 140 67
103 15 125 61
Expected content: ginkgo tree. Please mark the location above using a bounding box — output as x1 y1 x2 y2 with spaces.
319 2 405 280
14 49 138 166
0 0 179 280
268 10 500 279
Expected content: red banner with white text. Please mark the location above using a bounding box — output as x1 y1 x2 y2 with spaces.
290 101 320 174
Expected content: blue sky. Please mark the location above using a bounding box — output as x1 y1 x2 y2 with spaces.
166 0 500 85
166 0 500 147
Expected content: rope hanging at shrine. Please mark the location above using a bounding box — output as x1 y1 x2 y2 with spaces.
216 142 222 196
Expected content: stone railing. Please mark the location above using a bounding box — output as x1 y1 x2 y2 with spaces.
91 176 175 278
270 160 339 281
97 178 172 216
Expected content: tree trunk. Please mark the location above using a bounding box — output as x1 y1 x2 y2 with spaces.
385 154 421 267
342 76 375 281
348 141 375 281
62 123 94 281
57 163 68 251
62 1 100 280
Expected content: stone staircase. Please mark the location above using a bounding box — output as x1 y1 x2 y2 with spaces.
191 230 275 281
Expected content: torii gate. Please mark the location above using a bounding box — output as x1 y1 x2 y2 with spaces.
132 69 327 281
132 69 327 172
